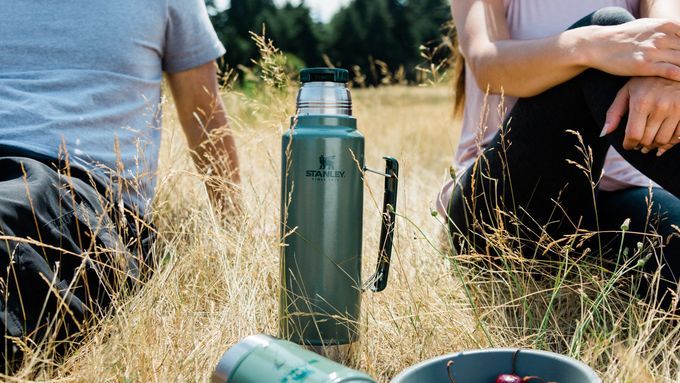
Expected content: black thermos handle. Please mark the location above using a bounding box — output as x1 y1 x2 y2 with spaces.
370 157 399 292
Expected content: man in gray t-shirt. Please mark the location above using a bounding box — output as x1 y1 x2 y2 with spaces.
0 0 239 366
1 0 240 213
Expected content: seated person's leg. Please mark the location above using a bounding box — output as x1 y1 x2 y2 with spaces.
0 156 138 368
447 68 615 255
597 187 680 310
448 7 640 250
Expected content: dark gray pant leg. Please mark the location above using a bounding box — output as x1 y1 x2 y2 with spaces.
0 157 136 369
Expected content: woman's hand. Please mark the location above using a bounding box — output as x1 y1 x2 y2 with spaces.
603 76 680 155
588 18 680 81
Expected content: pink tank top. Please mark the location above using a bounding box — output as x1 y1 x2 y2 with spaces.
438 0 647 216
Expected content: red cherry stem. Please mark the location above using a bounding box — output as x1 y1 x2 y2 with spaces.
523 376 557 383
522 377 545 382
446 360 458 383
512 348 521 375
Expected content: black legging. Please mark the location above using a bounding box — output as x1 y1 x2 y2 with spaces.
448 7 679 306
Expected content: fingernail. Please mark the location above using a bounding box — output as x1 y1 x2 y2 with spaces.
634 145 643 151
657 149 666 157
641 147 650 154
599 123 610 137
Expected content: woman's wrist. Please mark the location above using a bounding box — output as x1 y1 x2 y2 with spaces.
567 25 605 69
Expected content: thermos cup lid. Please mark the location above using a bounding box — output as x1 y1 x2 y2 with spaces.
213 334 379 382
211 334 273 383
300 68 349 83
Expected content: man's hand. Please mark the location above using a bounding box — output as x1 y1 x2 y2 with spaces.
167 61 242 217
603 76 680 156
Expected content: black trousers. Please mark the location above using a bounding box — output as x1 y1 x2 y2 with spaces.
448 8 679 305
0 147 152 368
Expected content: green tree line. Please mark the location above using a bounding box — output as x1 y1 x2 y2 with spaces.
206 0 451 86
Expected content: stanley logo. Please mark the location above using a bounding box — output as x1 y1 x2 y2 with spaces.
306 155 345 179
319 154 335 170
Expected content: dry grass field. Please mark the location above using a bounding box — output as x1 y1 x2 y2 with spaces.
7 74 679 381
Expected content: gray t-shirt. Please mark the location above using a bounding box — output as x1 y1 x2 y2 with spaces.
0 0 226 213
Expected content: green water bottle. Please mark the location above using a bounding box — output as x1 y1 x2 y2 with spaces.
279 68 399 360
211 334 377 383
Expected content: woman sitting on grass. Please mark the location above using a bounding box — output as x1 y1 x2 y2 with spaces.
440 0 680 310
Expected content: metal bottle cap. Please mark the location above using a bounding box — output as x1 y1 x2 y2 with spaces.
300 68 349 83
296 68 352 116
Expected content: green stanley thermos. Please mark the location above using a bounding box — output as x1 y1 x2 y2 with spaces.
280 68 399 360
211 334 377 383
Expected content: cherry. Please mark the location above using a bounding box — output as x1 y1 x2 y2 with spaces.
495 374 550 383
448 349 556 383
494 349 554 383
495 374 522 383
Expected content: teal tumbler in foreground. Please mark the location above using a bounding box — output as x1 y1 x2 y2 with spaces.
279 68 398 359
211 334 376 383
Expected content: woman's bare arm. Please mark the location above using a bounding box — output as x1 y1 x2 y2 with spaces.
452 0 589 97
452 0 680 97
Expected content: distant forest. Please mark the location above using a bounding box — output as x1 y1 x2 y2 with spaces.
205 0 451 86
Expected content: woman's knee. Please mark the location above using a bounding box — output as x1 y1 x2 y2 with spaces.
591 7 635 26
570 7 635 29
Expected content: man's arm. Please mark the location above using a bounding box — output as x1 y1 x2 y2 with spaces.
167 61 241 215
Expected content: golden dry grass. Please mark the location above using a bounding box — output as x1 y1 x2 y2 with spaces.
8 81 678 382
